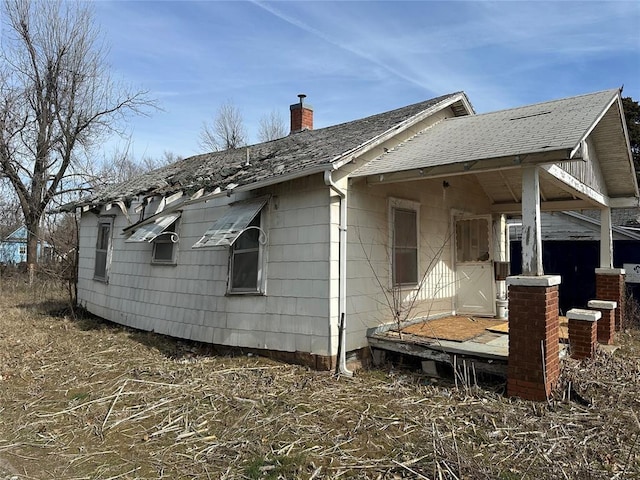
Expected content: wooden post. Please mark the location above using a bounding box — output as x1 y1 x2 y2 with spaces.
600 208 613 268
521 166 543 276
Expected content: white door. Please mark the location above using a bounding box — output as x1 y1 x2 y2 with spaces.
455 216 496 316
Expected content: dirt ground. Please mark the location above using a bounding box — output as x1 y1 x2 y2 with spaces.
0 278 639 479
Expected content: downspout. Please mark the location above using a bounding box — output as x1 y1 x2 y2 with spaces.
324 170 353 377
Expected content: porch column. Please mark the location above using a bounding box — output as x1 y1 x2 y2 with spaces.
506 166 560 401
600 208 613 269
595 268 626 330
493 214 508 300
595 207 626 329
521 166 543 276
506 276 561 401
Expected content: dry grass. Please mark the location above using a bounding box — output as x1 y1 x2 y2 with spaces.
0 277 639 479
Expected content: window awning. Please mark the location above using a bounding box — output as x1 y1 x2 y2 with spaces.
125 213 180 243
192 196 268 249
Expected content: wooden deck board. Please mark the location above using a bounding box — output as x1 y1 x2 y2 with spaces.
400 315 507 342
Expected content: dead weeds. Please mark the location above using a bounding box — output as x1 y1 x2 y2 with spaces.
0 278 639 479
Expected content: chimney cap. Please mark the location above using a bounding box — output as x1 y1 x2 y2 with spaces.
298 94 307 104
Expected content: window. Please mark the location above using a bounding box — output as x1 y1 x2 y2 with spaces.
456 217 490 262
192 196 269 294
94 218 113 281
392 207 418 285
389 198 419 287
125 213 181 264
229 213 262 292
152 220 178 264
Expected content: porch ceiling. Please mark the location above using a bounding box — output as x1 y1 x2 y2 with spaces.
475 168 593 212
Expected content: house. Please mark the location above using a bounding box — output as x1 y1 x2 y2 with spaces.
0 226 52 265
66 89 638 388
509 209 640 314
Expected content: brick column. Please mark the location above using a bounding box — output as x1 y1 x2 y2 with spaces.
595 268 625 331
587 299 617 345
567 308 600 360
506 275 561 401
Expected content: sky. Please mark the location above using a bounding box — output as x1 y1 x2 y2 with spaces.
91 0 640 163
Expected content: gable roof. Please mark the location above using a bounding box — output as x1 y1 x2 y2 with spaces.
351 89 634 197
72 92 470 210
3 226 28 242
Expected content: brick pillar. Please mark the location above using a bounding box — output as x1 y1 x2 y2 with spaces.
567 308 600 360
595 268 625 331
506 275 561 401
587 299 617 345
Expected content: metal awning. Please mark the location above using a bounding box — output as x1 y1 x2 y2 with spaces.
125 213 181 243
192 196 268 249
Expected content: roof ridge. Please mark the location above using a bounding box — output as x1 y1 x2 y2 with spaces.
459 88 619 118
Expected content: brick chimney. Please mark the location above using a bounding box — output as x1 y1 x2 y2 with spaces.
290 94 313 133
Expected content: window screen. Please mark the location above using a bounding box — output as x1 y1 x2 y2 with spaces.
392 208 418 285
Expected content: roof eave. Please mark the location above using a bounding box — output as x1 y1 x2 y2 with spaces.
352 148 575 184
120 164 333 232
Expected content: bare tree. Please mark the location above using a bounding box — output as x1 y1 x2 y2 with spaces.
92 147 181 188
0 185 21 239
257 109 287 142
0 0 153 272
199 100 247 151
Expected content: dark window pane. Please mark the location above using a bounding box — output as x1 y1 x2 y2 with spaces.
394 248 418 285
394 209 417 248
231 251 259 290
154 242 174 262
234 214 260 250
95 251 107 278
97 224 110 250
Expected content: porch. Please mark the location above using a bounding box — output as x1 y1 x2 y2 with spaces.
367 315 570 377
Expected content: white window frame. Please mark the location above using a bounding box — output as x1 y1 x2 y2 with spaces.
227 210 266 295
151 219 179 265
94 217 113 282
389 197 420 287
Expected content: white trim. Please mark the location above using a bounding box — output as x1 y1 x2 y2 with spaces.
506 275 561 287
388 197 421 287
600 208 613 269
566 308 601 322
226 208 268 295
151 218 180 266
595 267 625 275
609 197 640 208
587 300 617 310
94 217 113 283
616 94 640 196
541 164 609 207
521 166 543 276
569 92 618 159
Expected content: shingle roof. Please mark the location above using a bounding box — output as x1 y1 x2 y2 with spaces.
351 89 620 178
78 93 464 207
577 208 640 227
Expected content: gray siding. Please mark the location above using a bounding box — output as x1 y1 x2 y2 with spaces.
77 174 334 356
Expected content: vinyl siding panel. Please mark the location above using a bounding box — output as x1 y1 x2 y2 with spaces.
76 174 334 356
